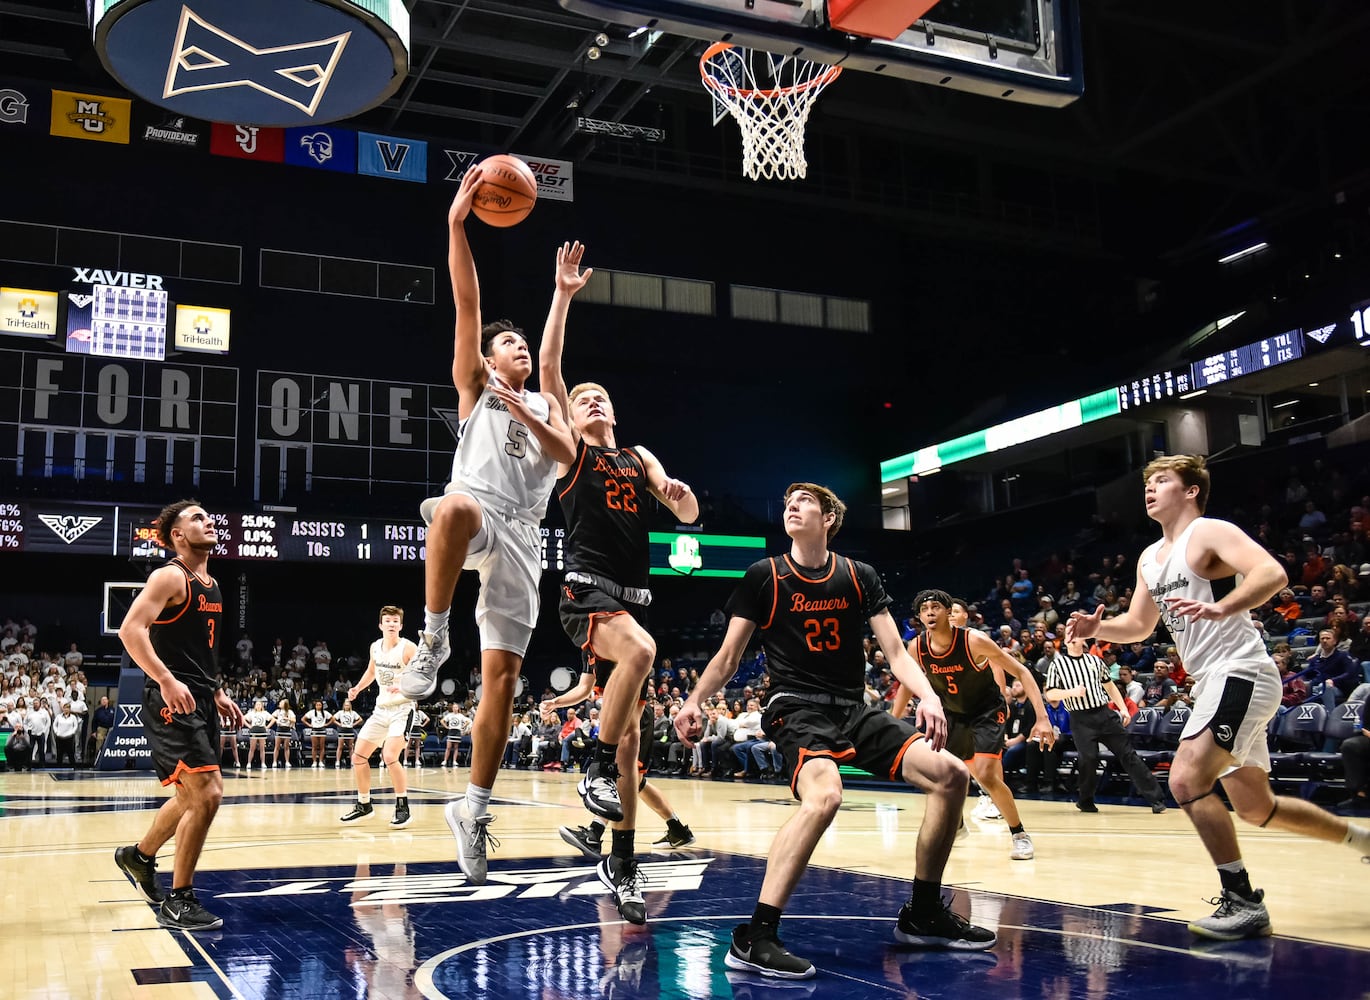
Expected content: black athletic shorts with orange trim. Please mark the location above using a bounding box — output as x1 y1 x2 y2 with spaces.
945 697 1008 762
559 579 648 667
762 699 923 800
143 681 221 786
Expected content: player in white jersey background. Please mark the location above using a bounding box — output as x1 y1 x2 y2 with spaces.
1066 454 1370 941
341 606 418 829
404 167 579 884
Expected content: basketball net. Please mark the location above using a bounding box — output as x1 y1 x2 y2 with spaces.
700 42 842 181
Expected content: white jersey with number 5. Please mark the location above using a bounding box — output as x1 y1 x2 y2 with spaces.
449 382 556 525
372 637 418 709
1138 516 1273 685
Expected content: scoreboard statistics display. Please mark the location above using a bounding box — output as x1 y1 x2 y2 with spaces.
1190 329 1305 389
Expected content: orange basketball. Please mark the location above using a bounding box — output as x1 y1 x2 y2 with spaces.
471 154 538 227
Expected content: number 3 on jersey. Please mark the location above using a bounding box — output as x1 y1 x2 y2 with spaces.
804 617 840 652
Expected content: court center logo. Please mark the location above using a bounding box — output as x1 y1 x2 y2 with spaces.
165 7 350 117
216 857 712 906
37 514 103 544
0 88 28 124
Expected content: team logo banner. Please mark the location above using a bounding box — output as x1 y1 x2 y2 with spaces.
133 103 209 151
441 148 574 202
357 131 426 183
284 126 358 173
0 82 44 130
25 504 112 553
49 90 131 144
175 304 232 353
210 122 286 162
0 287 59 339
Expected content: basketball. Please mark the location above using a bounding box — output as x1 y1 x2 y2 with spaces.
471 154 538 227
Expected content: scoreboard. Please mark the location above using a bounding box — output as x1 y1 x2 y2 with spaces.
0 500 571 570
1190 328 1304 390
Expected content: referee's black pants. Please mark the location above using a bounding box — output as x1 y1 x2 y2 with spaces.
1069 706 1164 805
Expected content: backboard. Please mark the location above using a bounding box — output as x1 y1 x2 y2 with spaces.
560 0 1083 107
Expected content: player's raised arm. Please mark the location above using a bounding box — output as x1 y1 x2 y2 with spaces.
968 630 1054 747
538 240 592 424
871 610 946 751
448 168 488 404
636 445 699 524
1066 561 1162 645
118 565 195 714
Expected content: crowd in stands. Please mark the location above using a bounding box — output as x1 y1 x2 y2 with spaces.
0 620 100 769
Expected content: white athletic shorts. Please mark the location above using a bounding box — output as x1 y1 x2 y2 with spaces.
359 703 415 745
1181 659 1281 773
421 486 541 657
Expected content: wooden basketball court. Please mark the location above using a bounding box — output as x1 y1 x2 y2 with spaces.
2 763 1366 998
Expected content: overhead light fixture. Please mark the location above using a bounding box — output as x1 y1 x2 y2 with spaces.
1272 399 1298 409
918 467 941 477
1216 311 1245 330
1179 389 1207 400
881 486 902 496
1218 242 1268 264
587 44 602 59
628 25 648 38
595 32 610 46
1308 382 1319 387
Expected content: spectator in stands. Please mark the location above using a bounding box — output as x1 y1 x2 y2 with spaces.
1338 702 1369 810
730 698 765 778
996 600 1022 634
1056 579 1083 617
1302 542 1331 590
1349 617 1370 674
1306 584 1333 619
51 701 80 767
996 626 1021 655
1299 500 1329 539
62 643 82 673
1302 629 1363 704
234 633 253 672
1002 678 1035 788
1278 654 1309 707
1271 588 1303 625
89 695 114 761
26 696 50 766
1328 604 1358 647
1139 662 1176 708
1029 595 1059 631
1117 666 1143 705
1328 564 1360 602
557 708 589 770
5 721 32 771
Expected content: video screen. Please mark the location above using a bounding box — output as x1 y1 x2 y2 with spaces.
66 283 168 361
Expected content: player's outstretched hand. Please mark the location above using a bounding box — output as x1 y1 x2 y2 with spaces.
675 701 703 748
215 688 246 730
1064 606 1104 643
1164 596 1224 621
487 375 537 424
555 241 593 296
1030 717 1055 749
915 693 947 753
448 165 484 227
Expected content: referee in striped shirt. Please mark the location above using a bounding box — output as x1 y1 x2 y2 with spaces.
1044 636 1167 814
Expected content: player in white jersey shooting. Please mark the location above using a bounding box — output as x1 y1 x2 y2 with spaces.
1066 454 1370 940
341 606 419 829
405 167 577 883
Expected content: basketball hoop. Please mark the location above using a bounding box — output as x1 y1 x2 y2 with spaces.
699 41 842 181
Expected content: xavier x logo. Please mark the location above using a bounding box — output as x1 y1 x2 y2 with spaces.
118 705 143 727
163 6 351 117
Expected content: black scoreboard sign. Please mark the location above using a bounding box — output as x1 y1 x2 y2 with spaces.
256 370 458 489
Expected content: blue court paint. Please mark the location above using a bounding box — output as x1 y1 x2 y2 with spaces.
121 851 1364 1000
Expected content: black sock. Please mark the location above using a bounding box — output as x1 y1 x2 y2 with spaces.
1218 865 1254 899
611 828 635 861
596 741 619 770
1009 823 1025 835
907 878 941 911
396 796 408 807
170 885 192 896
668 817 686 831
589 820 607 839
750 902 783 935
